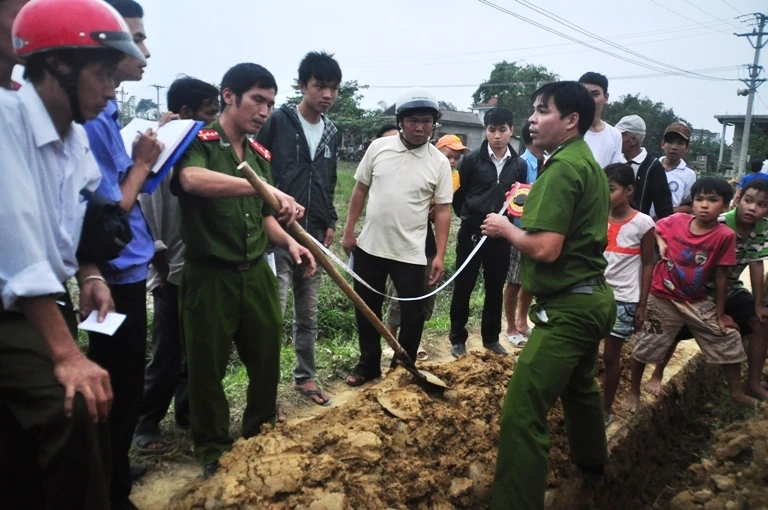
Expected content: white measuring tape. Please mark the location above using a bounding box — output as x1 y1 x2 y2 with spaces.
308 200 512 302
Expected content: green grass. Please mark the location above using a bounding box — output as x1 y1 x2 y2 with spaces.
222 162 487 406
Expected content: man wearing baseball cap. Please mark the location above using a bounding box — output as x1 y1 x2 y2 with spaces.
615 114 673 219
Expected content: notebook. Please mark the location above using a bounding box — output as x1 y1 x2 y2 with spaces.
120 118 204 194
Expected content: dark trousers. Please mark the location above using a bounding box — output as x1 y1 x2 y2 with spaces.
135 283 189 437
352 247 428 379
449 223 511 346
0 307 110 509
88 280 147 505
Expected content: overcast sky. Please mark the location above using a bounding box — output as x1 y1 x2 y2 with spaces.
108 0 768 139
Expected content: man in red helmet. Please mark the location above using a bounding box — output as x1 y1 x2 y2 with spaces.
0 0 146 508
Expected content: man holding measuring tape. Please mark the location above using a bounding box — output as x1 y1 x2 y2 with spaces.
482 81 615 510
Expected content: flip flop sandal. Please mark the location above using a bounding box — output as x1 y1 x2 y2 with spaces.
295 385 332 406
345 373 373 387
604 414 616 428
507 334 527 347
134 434 171 455
416 347 428 361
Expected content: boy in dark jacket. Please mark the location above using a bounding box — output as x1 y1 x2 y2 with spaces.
449 107 528 357
256 51 340 406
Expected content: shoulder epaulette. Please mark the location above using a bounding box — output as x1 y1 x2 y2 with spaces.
197 129 220 142
249 140 271 162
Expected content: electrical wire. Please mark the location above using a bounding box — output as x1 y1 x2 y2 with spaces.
365 65 741 89
648 0 741 32
344 18 734 63
719 0 743 16
477 0 739 81
682 0 742 29
507 0 737 81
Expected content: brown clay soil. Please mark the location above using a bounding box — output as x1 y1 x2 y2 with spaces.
168 351 611 509
669 408 768 510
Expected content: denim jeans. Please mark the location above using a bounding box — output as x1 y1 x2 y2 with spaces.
269 245 323 384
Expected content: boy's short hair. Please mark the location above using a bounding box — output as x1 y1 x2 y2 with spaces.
484 107 514 128
220 63 277 109
375 123 399 139
578 72 609 94
104 0 144 18
742 178 768 197
750 159 763 174
531 81 595 136
521 122 533 145
167 76 219 115
298 51 342 87
690 176 734 205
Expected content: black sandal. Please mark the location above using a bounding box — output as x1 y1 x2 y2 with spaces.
345 373 371 387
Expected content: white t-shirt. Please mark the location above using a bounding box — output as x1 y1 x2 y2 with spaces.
649 157 696 217
354 136 453 265
584 121 623 167
604 211 655 303
297 111 324 159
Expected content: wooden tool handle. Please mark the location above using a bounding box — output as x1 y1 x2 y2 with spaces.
237 162 416 368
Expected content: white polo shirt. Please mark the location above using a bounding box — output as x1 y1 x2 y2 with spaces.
0 82 101 310
649 157 696 217
354 136 453 265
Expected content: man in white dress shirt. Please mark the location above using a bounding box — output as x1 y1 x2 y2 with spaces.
0 1 146 507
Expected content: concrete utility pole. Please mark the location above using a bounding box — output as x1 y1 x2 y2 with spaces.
149 84 166 120
735 13 767 177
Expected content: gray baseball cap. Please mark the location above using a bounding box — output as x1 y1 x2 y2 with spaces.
615 115 646 136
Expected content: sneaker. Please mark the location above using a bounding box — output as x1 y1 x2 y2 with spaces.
203 462 220 479
451 343 467 358
484 342 508 355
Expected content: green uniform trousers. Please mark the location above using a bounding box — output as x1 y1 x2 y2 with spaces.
491 284 615 510
180 257 282 465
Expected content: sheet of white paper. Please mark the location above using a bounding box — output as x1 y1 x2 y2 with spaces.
120 118 198 174
77 311 127 336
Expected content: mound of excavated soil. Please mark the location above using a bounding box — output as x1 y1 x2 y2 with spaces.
670 408 768 510
169 352 595 509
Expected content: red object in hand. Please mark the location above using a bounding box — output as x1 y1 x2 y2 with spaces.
506 182 531 218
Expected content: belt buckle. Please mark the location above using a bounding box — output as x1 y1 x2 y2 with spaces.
236 262 251 272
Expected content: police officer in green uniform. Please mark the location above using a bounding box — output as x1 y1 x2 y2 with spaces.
481 81 616 510
172 63 315 478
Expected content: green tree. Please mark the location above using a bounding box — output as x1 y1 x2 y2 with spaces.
602 94 686 154
135 98 158 120
748 128 768 163
472 61 559 131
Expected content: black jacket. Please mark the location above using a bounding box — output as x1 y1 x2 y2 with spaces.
256 104 339 238
453 141 528 229
634 151 673 219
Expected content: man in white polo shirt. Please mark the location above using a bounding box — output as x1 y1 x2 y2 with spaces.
657 122 696 215
341 88 452 386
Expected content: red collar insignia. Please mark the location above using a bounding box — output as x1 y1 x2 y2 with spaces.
249 140 271 162
197 129 220 142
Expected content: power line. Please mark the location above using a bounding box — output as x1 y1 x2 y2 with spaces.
365 65 741 89
719 0 742 16
346 31 739 69
648 0 738 33
345 18 735 63
758 91 768 111
683 0 742 29
507 0 736 81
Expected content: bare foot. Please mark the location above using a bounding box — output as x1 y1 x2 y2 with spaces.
621 393 640 413
746 384 768 402
643 377 663 396
276 405 286 423
731 393 760 408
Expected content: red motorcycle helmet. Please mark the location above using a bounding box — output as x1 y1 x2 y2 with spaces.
12 0 145 62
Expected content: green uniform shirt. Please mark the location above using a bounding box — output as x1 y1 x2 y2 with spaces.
519 138 609 296
704 209 768 297
172 120 274 264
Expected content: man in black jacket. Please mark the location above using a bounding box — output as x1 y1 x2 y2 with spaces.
256 51 340 406
450 107 528 357
615 114 673 219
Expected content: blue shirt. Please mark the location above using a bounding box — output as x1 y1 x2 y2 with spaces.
739 173 768 188
517 149 540 227
84 100 153 285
